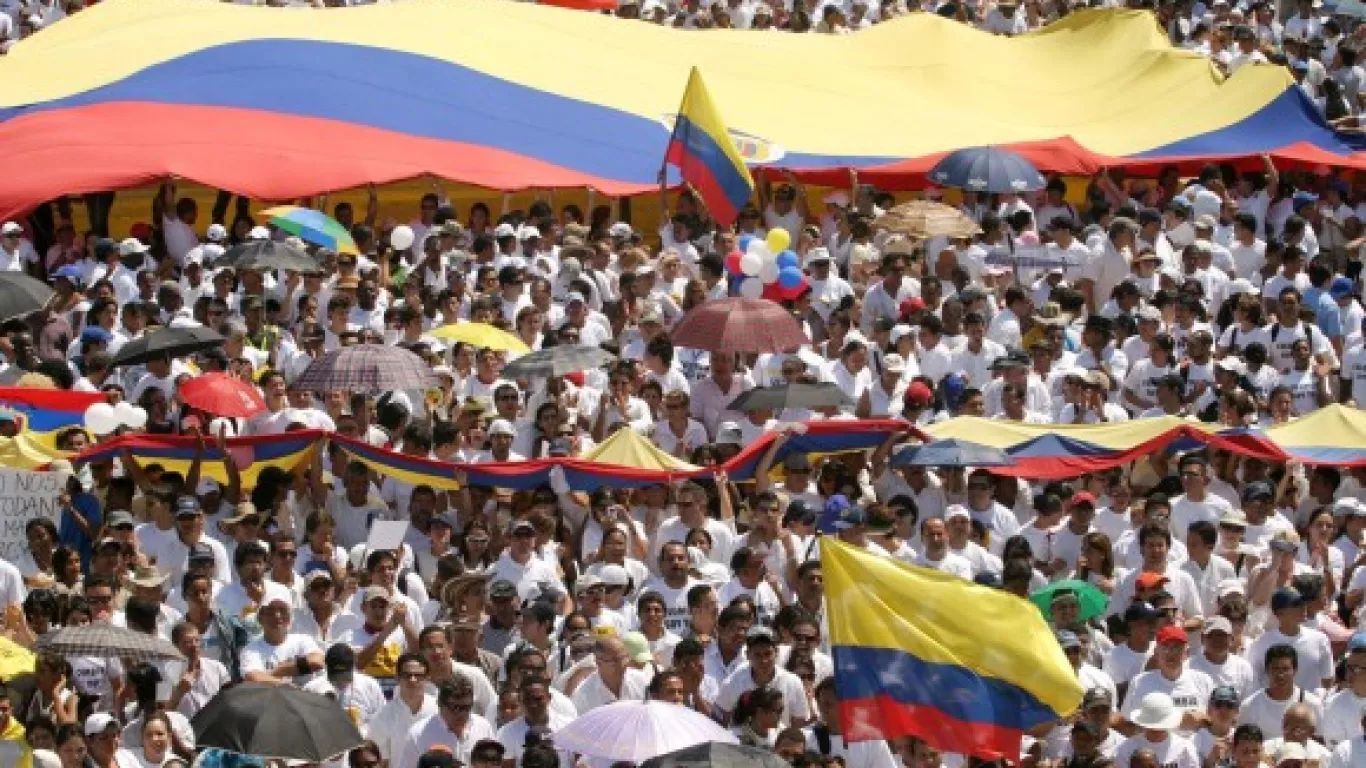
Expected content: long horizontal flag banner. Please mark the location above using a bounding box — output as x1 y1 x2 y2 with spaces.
1 2 1364 220
822 539 1082 760
72 430 325 487
0 387 102 443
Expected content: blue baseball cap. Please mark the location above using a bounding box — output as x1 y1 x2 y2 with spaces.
1348 632 1366 653
1331 277 1355 300
53 265 83 285
1271 587 1304 613
1292 190 1318 208
817 495 851 534
80 326 113 344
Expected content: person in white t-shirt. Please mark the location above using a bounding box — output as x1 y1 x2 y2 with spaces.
240 594 324 686
1116 691 1201 768
1122 625 1216 733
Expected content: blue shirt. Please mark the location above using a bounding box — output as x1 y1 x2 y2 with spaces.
1305 285 1344 339
58 491 102 568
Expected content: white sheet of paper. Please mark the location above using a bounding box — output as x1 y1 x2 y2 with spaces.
367 520 410 553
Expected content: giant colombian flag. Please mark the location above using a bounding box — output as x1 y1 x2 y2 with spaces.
0 2 1361 221
822 539 1082 761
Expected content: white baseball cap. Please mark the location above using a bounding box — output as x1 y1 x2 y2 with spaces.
0 221 22 236
119 237 149 257
488 418 517 437
206 223 228 243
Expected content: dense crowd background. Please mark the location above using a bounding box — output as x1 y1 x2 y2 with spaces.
5 1 1366 768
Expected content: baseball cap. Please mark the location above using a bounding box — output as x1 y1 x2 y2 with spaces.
1202 616 1233 636
119 237 149 257
905 381 933 407
188 542 217 564
362 585 391 604
0 222 22 236
1331 277 1355 300
575 574 604 594
196 478 222 497
106 510 136 529
488 418 516 437
80 326 113 344
715 421 744 446
1347 632 1366 653
598 564 630 589
1055 630 1081 650
1242 481 1274 502
416 749 457 768
944 504 971 522
565 291 587 306
745 626 777 647
53 264 83 285
1069 491 1096 508
489 579 519 600
1210 685 1240 706
1124 601 1160 623
174 496 202 518
1216 578 1245 600
785 499 818 526
1155 625 1188 645
1271 587 1304 613
1081 687 1113 710
325 643 355 682
84 713 119 737
1136 571 1169 591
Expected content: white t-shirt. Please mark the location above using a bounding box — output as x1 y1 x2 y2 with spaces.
1238 687 1323 740
1113 733 1200 768
1121 667 1216 726
396 712 497 768
1322 689 1366 747
1243 626 1335 694
239 633 322 685
716 664 811 726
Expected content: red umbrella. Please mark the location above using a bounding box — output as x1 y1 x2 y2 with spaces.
178 373 267 418
670 298 809 355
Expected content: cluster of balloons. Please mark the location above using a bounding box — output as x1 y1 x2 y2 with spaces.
723 228 810 302
84 401 148 436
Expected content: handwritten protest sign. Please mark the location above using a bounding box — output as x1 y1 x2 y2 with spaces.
0 468 63 561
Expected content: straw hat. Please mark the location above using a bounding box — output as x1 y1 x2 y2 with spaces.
1128 692 1182 731
872 199 981 240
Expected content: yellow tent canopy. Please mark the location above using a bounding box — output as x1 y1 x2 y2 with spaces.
583 427 699 472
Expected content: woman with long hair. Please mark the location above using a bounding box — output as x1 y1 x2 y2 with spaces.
1074 531 1118 595
730 686 785 748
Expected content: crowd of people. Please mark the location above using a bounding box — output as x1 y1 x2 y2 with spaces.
3 4 1366 768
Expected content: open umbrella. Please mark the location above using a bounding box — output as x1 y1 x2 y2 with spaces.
554 701 737 764
1030 579 1109 623
217 239 321 273
928 146 1047 194
888 438 1016 468
671 298 808 355
191 683 363 761
258 205 359 255
728 382 852 412
501 345 616 378
112 326 224 368
36 624 184 663
872 199 981 240
642 742 789 768
0 272 54 322
178 372 267 418
291 344 438 393
430 322 530 354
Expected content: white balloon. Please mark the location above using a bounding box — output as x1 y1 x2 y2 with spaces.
739 251 763 277
84 403 117 435
125 406 148 430
746 239 771 260
758 262 781 283
390 225 415 251
112 401 137 426
739 277 765 299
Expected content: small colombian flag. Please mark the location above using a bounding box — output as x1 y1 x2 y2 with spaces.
822 539 1083 761
664 67 755 227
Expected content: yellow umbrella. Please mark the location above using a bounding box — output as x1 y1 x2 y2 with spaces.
583 427 699 472
430 323 530 354
0 635 34 680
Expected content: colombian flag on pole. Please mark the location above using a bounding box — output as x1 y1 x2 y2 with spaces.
822 539 1082 761
665 68 755 227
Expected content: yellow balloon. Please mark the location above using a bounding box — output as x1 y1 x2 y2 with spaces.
765 228 791 253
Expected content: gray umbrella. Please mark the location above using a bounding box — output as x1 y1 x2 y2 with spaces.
889 438 1016 468
36 624 185 663
0 272 54 322
291 344 438 393
642 742 789 768
728 382 853 412
501 346 617 379
217 239 321 273
111 326 225 368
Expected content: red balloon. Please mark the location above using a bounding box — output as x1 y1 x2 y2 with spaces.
779 276 809 300
725 250 744 276
762 282 786 302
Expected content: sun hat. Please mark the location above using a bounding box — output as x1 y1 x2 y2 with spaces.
1128 692 1182 731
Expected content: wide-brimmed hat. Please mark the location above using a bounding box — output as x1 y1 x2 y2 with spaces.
1128 692 1182 731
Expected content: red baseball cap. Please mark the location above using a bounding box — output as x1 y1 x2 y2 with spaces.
1069 491 1097 508
1135 571 1170 591
905 381 933 408
899 298 927 320
1156 625 1188 645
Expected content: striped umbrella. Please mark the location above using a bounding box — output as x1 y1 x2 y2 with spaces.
259 205 359 255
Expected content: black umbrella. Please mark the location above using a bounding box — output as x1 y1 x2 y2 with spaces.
888 437 1016 468
728 382 853 412
112 326 225 368
217 239 321 273
642 742 789 768
0 272 54 322
191 683 364 761
501 346 617 379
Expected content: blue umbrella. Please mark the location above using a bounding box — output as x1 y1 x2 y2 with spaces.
888 438 1016 468
928 146 1047 194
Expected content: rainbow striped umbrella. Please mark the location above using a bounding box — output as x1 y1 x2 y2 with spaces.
258 205 359 255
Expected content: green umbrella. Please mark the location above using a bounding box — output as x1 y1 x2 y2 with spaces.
1030 579 1108 623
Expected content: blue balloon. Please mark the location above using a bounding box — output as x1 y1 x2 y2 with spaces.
778 267 803 289
738 235 756 254
775 250 799 270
